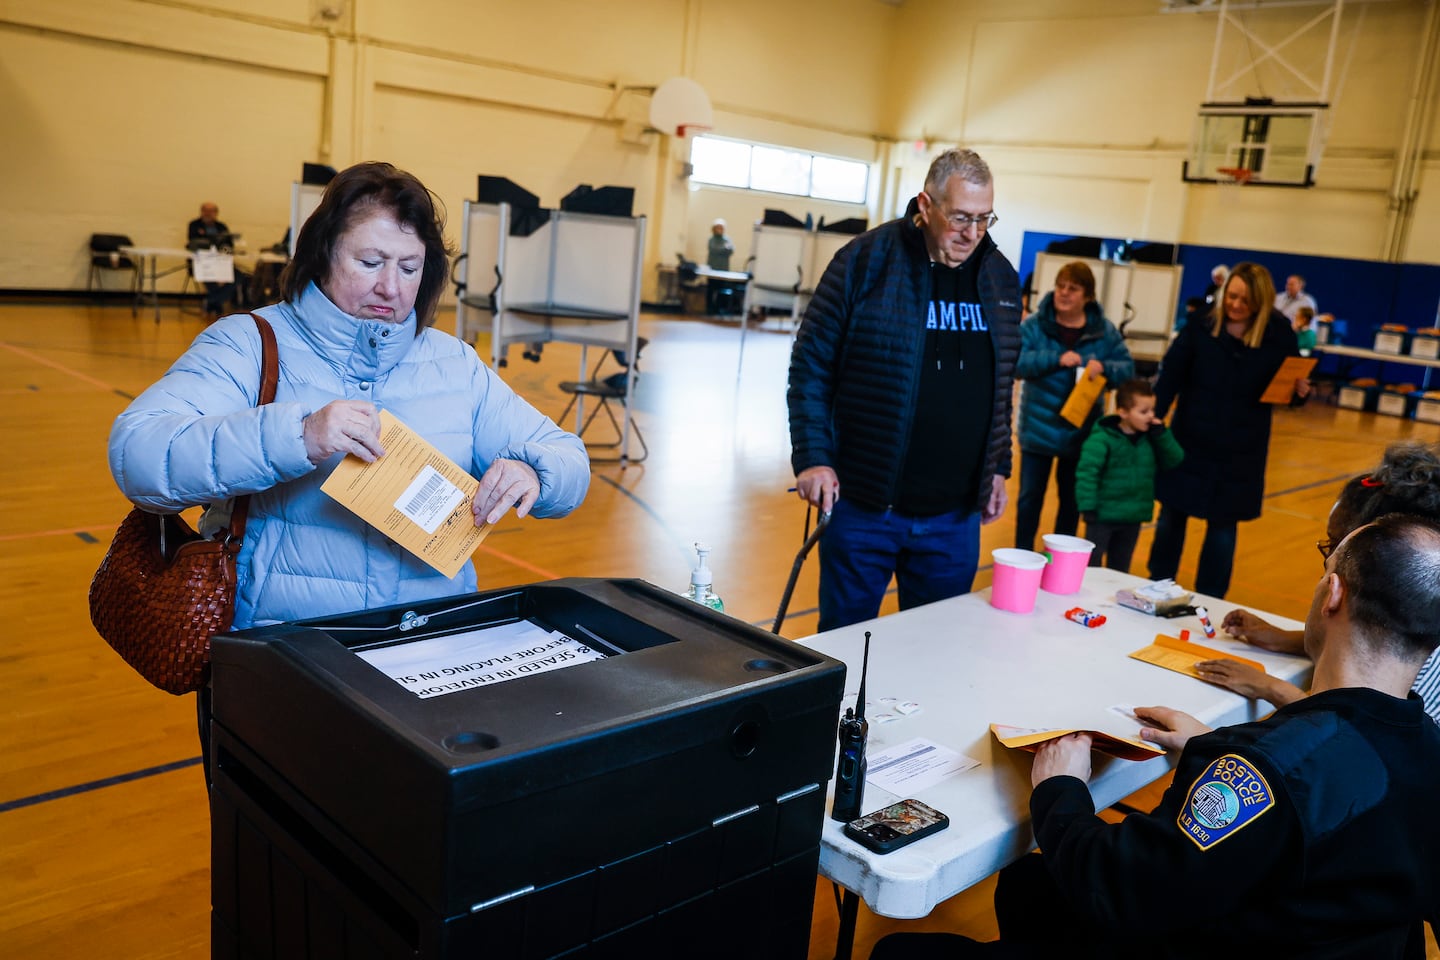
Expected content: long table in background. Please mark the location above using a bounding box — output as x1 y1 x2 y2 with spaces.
796 567 1312 957
1314 342 1440 391
120 245 193 322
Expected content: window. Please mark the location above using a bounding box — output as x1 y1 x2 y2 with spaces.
690 136 869 204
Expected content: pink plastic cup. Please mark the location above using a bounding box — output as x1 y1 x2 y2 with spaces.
990 548 1048 613
1039 534 1095 594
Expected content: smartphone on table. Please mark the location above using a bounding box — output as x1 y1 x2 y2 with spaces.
843 798 949 854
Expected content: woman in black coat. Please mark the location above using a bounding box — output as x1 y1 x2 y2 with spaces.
1147 262 1311 597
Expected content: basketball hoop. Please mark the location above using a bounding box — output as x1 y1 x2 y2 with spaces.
650 77 714 139
1215 166 1254 206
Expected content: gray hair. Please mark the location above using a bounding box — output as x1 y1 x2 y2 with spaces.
924 149 992 196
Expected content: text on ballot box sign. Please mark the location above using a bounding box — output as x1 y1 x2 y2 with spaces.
356 620 608 698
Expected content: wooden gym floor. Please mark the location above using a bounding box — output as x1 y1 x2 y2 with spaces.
2 301 1436 958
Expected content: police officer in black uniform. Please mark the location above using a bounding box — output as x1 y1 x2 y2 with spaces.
873 513 1440 960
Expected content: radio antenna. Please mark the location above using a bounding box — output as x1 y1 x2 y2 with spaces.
854 630 871 722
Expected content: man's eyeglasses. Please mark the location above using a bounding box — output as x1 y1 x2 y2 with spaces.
925 197 998 232
1316 538 1336 560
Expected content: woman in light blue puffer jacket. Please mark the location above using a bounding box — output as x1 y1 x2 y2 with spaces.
108 162 590 632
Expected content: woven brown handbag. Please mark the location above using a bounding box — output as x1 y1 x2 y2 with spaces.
89 314 279 695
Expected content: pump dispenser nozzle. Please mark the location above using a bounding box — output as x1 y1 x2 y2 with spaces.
686 542 724 612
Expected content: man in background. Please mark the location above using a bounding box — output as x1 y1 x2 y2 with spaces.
1274 273 1317 321
186 202 242 317
788 148 1022 630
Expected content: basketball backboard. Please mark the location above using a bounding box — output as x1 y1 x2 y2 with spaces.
1183 101 1324 187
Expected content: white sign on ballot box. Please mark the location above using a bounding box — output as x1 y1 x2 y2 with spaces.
192 248 235 283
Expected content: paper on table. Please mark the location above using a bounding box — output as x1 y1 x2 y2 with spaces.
1058 371 1107 428
865 737 980 795
1129 632 1265 681
990 723 1163 762
1259 356 1318 404
321 409 490 578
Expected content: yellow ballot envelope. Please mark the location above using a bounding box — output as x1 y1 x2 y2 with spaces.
1058 370 1107 428
1129 631 1266 681
1259 356 1318 404
320 410 491 578
991 723 1163 762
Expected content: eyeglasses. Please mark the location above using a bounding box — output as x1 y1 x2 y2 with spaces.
925 196 998 232
1315 538 1336 560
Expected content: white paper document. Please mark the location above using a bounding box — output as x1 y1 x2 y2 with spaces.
357 620 608 698
865 737 979 795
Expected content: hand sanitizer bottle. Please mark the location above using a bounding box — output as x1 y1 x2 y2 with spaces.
687 541 725 612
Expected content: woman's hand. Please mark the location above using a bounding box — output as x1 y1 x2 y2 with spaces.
473 458 540 526
1295 377 1312 399
1031 733 1093 787
1059 350 1082 368
1084 358 1105 380
1135 705 1211 752
1221 609 1302 653
1194 659 1303 707
302 400 384 464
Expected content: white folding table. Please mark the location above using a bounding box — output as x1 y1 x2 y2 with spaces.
795 567 1312 958
120 245 194 322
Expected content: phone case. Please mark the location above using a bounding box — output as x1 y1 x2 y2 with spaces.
843 799 949 854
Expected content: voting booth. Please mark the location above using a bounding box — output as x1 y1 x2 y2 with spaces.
209 578 845 959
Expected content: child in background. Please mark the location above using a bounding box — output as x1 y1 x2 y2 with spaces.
1293 305 1317 355
1075 379 1184 572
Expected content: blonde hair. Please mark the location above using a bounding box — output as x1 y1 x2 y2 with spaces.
1211 261 1276 348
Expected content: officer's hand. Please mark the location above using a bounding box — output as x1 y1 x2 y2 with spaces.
1032 733 1092 787
1135 705 1211 752
796 466 839 514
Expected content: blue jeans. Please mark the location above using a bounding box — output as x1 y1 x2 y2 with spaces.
1147 504 1239 599
1014 450 1080 552
817 498 981 631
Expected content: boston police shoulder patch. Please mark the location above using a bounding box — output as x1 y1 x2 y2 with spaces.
1176 753 1275 851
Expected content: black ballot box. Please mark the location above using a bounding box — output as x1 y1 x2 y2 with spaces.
208 578 845 959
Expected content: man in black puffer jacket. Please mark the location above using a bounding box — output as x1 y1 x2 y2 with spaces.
788 148 1022 630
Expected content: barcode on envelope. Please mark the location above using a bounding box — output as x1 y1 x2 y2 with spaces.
395 464 466 534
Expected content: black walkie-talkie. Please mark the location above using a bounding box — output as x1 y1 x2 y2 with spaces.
830 630 871 822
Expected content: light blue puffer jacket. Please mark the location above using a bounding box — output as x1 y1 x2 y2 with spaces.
108 282 590 628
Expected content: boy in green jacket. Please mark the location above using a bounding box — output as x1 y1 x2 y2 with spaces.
1075 379 1184 572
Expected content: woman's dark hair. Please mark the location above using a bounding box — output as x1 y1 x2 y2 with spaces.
279 162 453 330
1331 441 1440 537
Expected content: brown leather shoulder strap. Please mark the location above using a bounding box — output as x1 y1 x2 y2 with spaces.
227 314 281 543
252 313 279 404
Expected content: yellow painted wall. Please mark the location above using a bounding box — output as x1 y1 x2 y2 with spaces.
3 0 1438 297
0 0 900 295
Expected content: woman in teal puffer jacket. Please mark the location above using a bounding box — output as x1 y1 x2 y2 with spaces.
1014 262 1133 551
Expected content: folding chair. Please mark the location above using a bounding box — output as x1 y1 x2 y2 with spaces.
557 337 649 464
87 234 140 299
